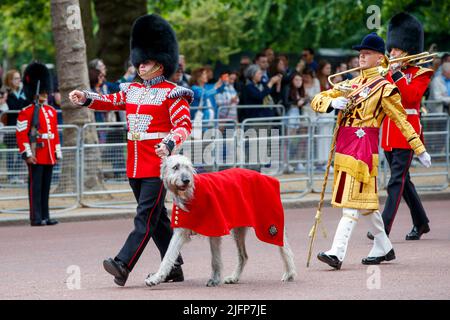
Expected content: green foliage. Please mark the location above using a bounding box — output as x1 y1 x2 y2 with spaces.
160 0 253 68
1 0 448 72
0 0 54 68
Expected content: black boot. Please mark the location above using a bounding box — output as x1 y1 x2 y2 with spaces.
317 252 342 270
361 249 396 265
45 219 59 226
30 221 46 227
103 258 130 287
405 224 430 240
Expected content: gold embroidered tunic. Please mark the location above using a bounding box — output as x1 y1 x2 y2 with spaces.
311 67 425 210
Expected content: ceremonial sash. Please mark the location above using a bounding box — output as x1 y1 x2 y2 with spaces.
347 76 390 106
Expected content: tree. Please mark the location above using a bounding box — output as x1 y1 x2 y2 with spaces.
0 0 54 68
50 0 102 191
92 0 147 80
163 0 252 69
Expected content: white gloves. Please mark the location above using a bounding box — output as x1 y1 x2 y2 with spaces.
390 62 402 72
331 97 348 110
56 144 63 160
418 151 431 168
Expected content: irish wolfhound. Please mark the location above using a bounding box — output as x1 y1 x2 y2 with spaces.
145 154 296 287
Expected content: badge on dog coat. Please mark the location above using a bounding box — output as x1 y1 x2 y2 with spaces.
171 168 284 247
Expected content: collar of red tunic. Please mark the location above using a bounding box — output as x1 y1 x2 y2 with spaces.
143 75 165 87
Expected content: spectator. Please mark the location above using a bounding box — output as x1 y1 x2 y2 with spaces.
216 71 240 122
89 58 133 94
317 60 332 91
430 62 450 113
4 69 29 184
302 67 321 116
236 55 252 98
116 60 137 84
268 56 287 104
204 65 216 84
345 56 359 80
179 54 191 84
47 75 63 124
254 53 270 84
0 88 8 126
170 64 190 89
278 53 293 79
88 67 125 179
296 48 318 73
433 53 450 78
89 67 111 125
315 61 334 172
239 64 282 120
332 63 347 83
263 47 276 65
281 72 307 172
190 67 224 125
0 88 6 149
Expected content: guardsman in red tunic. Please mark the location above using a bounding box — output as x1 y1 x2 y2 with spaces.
372 13 433 241
70 14 192 287
16 62 61 227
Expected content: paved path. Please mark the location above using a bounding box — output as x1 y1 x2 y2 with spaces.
1 200 449 300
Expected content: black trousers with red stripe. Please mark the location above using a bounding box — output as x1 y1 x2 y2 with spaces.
28 164 54 223
382 149 429 234
116 177 183 271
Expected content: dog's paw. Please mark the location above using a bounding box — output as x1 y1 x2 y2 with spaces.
145 275 161 287
224 276 239 284
206 278 221 287
281 272 296 282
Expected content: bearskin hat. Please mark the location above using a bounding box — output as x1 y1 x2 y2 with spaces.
23 62 52 102
387 12 424 55
130 14 179 79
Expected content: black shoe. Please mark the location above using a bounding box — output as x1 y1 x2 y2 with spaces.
362 249 396 265
103 258 129 287
45 219 59 226
30 221 46 227
405 224 430 240
147 266 184 283
317 252 342 270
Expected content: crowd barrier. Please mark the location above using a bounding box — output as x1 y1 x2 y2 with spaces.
0 105 448 212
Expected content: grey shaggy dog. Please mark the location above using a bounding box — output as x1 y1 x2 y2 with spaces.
145 154 297 287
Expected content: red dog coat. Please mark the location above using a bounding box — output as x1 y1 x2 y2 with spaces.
171 168 284 246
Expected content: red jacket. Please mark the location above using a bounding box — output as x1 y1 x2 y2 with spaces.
381 66 433 150
84 76 193 178
16 103 61 165
171 168 285 247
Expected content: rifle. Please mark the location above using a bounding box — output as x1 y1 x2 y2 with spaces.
29 80 41 157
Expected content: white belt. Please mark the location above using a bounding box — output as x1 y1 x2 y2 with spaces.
405 109 418 115
127 132 169 141
39 133 55 139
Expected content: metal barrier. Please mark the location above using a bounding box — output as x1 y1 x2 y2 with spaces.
381 113 449 191
218 104 285 120
1 109 448 212
240 115 312 201
0 124 80 213
79 122 131 208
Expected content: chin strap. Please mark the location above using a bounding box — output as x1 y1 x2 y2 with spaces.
138 64 162 78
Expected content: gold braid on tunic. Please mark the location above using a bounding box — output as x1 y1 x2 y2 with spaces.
310 67 426 210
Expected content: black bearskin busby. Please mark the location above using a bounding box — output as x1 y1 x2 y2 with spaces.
130 14 179 79
386 12 424 55
23 62 52 102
